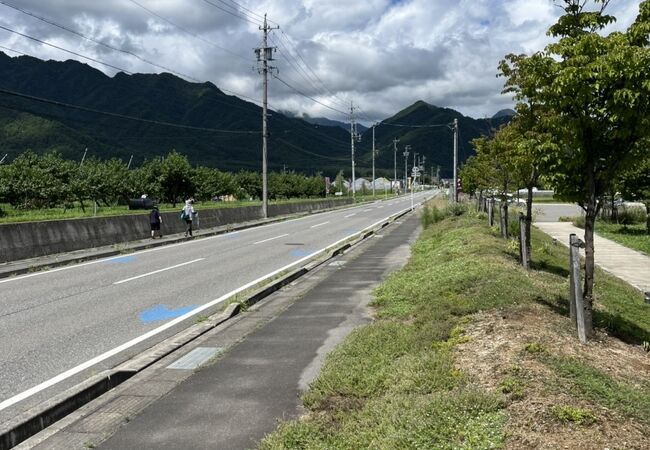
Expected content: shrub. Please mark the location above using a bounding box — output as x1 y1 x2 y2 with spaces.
421 205 445 228
617 206 647 225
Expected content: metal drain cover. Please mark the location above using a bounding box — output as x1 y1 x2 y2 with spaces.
167 347 222 370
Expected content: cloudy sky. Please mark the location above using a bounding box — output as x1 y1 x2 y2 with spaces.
0 0 643 124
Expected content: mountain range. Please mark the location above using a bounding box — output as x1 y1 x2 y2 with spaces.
0 52 510 178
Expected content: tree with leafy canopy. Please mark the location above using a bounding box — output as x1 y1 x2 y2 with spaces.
459 152 495 210
471 124 520 238
500 0 650 337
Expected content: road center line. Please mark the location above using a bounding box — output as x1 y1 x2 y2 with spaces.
114 259 205 285
344 213 356 218
310 221 330 228
0 196 435 412
253 233 289 245
363 208 372 212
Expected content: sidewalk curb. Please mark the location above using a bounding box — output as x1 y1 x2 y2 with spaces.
0 205 417 450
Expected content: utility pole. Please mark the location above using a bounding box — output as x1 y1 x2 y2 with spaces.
0 153 7 164
371 125 375 198
403 145 410 191
392 138 399 194
349 102 360 201
256 14 278 218
453 118 459 203
127 154 133 170
421 156 426 188
80 147 88 166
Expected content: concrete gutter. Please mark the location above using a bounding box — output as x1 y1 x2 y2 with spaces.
0 204 417 450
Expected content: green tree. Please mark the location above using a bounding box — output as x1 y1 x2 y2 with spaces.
500 0 650 337
160 150 194 206
234 170 262 200
1 151 72 209
192 167 235 201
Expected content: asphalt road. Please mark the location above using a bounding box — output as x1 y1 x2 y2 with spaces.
0 191 433 420
532 203 583 222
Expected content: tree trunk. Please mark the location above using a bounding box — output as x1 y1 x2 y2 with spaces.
645 200 650 235
501 200 509 239
525 185 534 267
582 165 598 340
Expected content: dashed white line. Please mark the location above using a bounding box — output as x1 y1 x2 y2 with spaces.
344 213 356 218
310 221 330 228
114 259 205 285
363 209 372 212
253 233 289 245
0 200 427 412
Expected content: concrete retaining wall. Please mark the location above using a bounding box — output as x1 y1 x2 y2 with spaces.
0 199 353 263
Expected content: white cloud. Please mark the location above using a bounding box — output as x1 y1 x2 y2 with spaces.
0 0 644 123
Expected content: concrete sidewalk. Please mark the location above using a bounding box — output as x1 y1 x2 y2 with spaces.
20 211 421 450
534 222 650 293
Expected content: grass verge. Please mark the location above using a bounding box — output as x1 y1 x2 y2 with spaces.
258 201 648 449
593 222 649 255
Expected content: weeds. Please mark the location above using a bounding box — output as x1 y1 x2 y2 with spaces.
550 405 597 425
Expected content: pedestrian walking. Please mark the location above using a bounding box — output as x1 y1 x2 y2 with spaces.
181 199 195 237
149 205 163 239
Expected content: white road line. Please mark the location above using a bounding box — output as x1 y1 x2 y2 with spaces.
344 213 356 218
377 206 384 209
363 209 372 212
113 259 205 285
0 200 426 412
253 233 289 245
310 221 330 228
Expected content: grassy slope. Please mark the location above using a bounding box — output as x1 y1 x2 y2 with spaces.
259 204 649 449
595 222 649 255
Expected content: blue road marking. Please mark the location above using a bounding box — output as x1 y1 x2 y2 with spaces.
103 255 136 264
291 249 312 258
139 304 197 324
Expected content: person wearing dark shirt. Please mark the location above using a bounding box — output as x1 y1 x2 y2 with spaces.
149 206 163 239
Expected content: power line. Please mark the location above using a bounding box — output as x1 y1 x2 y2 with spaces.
199 0 263 26
0 24 134 74
273 75 348 116
0 88 261 134
380 122 452 128
269 35 348 113
275 138 348 162
277 30 349 108
126 0 252 62
0 1 203 83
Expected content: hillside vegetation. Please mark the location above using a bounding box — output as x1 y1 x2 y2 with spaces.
0 53 505 176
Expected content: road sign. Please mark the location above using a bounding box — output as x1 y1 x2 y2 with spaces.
411 167 420 177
